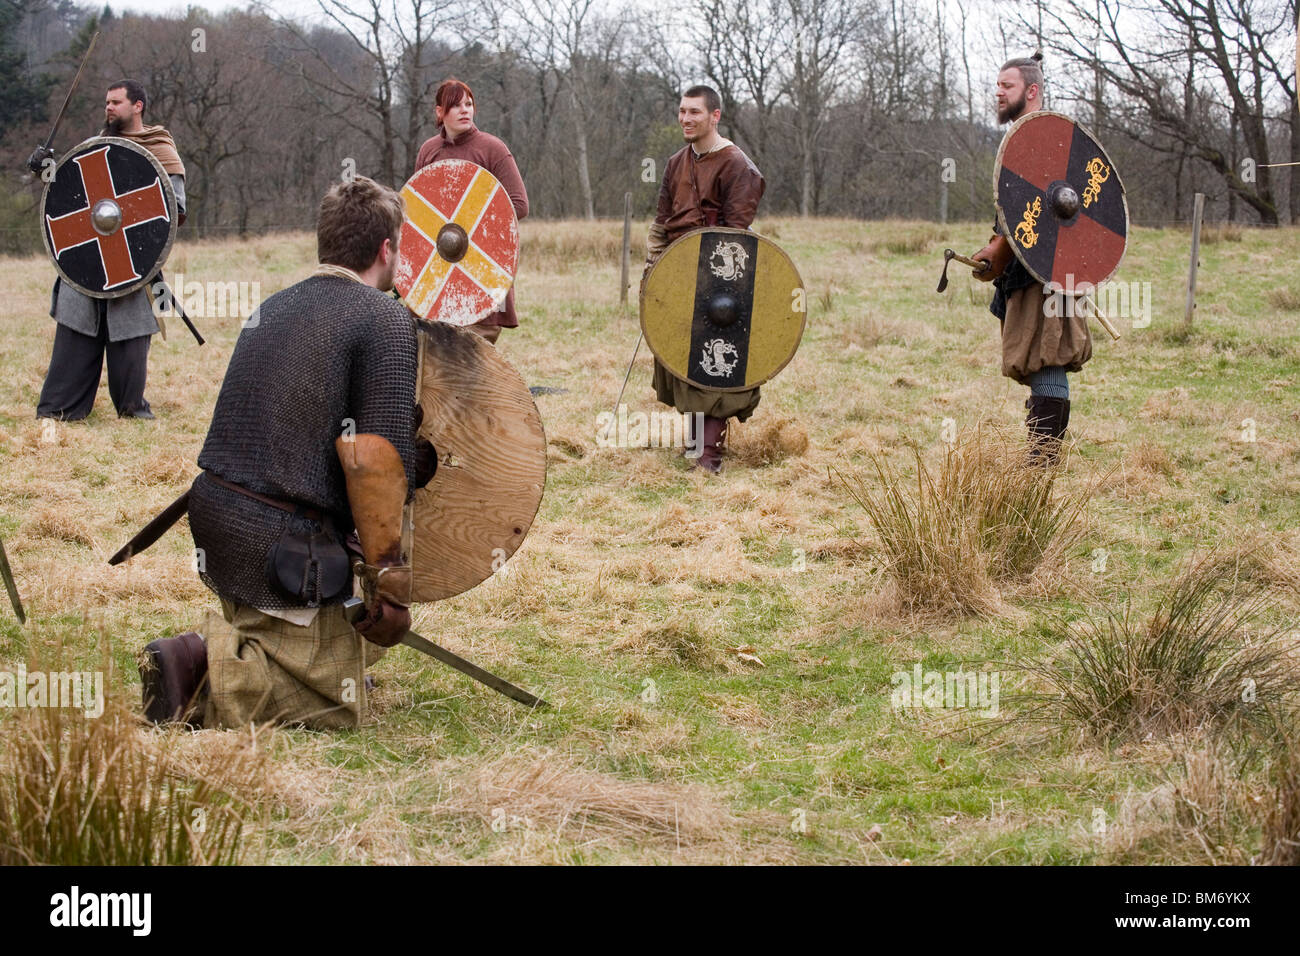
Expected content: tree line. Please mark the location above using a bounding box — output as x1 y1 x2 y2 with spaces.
2 0 1296 254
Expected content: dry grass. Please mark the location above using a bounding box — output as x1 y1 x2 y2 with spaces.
1104 739 1259 865
1201 223 1244 244
0 697 258 865
841 424 1092 617
1266 287 1300 312
1 219 1299 864
429 751 739 850
728 416 810 466
1260 721 1300 865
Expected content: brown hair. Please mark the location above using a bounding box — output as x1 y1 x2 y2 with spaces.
316 176 404 272
108 78 148 115
1000 52 1044 94
436 77 474 113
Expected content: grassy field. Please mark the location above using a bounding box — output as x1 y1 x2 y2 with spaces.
1 217 1298 864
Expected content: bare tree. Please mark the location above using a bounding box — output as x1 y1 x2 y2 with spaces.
1033 0 1296 223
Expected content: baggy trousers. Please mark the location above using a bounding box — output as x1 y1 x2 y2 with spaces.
36 313 152 420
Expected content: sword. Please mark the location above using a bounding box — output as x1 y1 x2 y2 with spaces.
37 31 100 158
611 332 643 420
342 597 549 709
155 276 205 346
0 535 26 625
108 489 190 565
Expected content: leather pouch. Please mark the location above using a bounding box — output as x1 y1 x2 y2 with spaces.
266 511 351 606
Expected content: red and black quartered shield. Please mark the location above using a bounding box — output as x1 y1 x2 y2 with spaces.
41 137 176 299
395 159 519 326
995 111 1128 289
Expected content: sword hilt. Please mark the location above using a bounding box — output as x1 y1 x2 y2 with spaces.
342 595 367 625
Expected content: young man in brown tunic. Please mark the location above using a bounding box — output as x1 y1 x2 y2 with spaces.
971 55 1091 463
414 78 529 344
643 85 765 473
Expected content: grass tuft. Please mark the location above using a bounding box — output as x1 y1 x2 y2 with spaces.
0 696 258 865
841 424 1092 617
1014 552 1296 744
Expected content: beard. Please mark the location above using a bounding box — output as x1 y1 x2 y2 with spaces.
997 92 1027 124
103 116 124 135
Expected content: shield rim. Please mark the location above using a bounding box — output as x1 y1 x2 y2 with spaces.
40 136 177 300
993 110 1129 288
639 225 806 393
408 319 546 603
396 158 520 326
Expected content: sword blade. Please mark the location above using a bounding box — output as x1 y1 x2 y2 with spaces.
400 629 549 709
611 332 642 419
0 535 26 625
108 489 190 565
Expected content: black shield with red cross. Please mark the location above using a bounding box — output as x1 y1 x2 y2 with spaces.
41 137 177 299
995 111 1128 289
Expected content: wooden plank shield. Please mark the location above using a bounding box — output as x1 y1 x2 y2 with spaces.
396 159 520 326
41 137 176 299
409 320 545 603
995 111 1128 289
641 227 805 391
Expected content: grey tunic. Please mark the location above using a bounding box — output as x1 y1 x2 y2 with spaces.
49 174 186 342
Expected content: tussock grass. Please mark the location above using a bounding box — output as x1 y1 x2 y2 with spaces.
728 416 809 467
0 698 257 865
841 424 1092 617
1266 286 1300 312
1104 739 1259 865
1260 720 1300 865
1015 552 1297 744
871 224 943 256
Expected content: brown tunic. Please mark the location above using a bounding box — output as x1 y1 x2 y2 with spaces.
1000 287 1093 384
650 142 766 420
414 126 528 329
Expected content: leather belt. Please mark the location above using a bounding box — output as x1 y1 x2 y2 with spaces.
204 472 325 522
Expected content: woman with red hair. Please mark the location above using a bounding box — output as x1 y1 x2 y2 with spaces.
414 78 529 343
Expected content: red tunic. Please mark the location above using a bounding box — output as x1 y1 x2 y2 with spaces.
414 126 528 329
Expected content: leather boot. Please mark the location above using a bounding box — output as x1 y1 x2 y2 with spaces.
140 631 208 726
694 416 728 474
1025 396 1070 466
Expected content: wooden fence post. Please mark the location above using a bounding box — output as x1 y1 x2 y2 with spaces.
1183 192 1205 334
620 191 632 309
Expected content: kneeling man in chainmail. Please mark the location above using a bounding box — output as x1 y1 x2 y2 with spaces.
140 177 434 729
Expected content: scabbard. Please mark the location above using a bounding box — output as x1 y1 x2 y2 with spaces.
108 489 190 565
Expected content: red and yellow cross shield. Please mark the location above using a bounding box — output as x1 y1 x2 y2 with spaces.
40 137 176 299
395 159 520 326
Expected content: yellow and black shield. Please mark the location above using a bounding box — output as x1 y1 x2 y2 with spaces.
641 227 805 391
